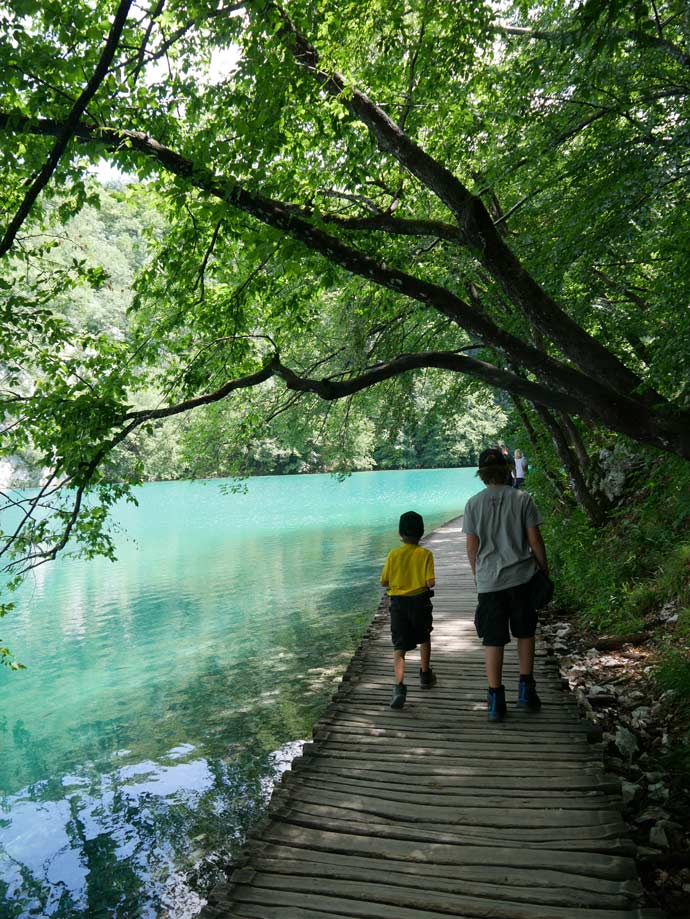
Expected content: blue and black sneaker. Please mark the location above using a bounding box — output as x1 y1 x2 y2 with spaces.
390 682 407 709
518 675 542 711
419 668 437 689
487 685 506 722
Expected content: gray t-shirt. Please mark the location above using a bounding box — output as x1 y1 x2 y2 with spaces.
463 485 542 593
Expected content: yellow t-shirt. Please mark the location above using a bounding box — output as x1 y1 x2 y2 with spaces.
381 543 435 596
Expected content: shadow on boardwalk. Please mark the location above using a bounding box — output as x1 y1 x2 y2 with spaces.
201 517 664 919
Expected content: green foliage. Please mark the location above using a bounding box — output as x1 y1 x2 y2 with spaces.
0 601 23 670
1 0 690 614
534 452 690 635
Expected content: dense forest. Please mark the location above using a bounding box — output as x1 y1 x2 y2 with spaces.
2 185 505 489
1 0 689 768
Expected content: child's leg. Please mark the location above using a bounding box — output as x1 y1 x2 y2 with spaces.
394 649 406 683
419 640 431 672
517 636 535 675
484 645 504 688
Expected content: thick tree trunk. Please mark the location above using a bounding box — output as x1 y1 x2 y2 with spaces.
512 397 575 506
557 412 590 473
534 406 608 526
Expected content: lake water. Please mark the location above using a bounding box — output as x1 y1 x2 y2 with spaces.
0 467 479 918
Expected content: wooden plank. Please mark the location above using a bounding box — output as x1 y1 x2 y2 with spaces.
245 855 639 908
306 749 605 772
269 806 634 854
293 759 619 791
316 735 599 760
291 775 620 808
230 879 649 919
255 823 638 880
247 844 644 897
272 785 624 827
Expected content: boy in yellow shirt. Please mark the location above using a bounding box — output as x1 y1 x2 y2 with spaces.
381 511 437 709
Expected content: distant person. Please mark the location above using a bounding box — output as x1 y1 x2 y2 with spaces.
463 448 548 722
381 511 437 709
513 449 528 489
500 443 514 485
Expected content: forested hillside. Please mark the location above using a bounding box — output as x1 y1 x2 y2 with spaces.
2 185 505 488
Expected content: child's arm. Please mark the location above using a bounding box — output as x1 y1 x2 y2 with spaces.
426 552 435 588
466 534 479 581
380 556 389 587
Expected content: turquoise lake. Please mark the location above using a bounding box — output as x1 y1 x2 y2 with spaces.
0 467 479 918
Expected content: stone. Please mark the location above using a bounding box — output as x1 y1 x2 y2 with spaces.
631 706 652 726
636 806 671 826
647 782 669 802
621 780 640 805
649 822 669 848
613 725 639 761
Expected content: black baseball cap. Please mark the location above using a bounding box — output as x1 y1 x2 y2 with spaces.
478 447 507 468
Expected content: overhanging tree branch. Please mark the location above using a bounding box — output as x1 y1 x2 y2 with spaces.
260 2 661 403
3 111 689 455
0 112 646 418
0 0 134 259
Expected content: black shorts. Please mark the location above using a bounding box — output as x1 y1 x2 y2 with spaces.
474 580 537 647
389 592 434 652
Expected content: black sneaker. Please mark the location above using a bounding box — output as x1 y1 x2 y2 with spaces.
390 682 407 709
518 676 541 711
487 686 507 722
419 668 437 689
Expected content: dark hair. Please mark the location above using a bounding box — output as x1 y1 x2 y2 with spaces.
399 510 424 541
477 446 510 486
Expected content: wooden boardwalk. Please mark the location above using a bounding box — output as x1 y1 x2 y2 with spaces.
202 517 661 919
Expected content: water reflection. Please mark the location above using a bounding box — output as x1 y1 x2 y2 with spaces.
0 739 303 918
0 468 476 917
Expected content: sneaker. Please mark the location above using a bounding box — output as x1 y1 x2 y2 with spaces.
518 675 542 711
419 668 437 689
390 682 407 709
487 685 507 722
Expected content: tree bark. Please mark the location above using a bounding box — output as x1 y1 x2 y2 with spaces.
512 397 575 506
534 406 607 525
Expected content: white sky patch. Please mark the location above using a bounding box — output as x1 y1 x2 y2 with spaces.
87 38 242 185
206 43 242 84
91 157 132 184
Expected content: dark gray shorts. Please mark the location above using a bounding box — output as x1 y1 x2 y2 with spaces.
474 580 537 647
390 592 434 652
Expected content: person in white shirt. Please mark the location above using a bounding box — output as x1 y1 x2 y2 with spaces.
512 449 528 489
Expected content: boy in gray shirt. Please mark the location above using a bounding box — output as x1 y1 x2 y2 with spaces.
463 448 549 721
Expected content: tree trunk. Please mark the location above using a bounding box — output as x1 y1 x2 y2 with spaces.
511 397 575 507
534 406 608 526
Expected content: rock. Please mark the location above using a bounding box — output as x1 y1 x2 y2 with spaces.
636 806 671 826
631 706 652 726
613 725 639 761
648 782 669 802
636 845 661 858
594 631 648 652
650 822 670 848
628 690 646 703
588 693 618 706
621 780 640 804
589 684 614 696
